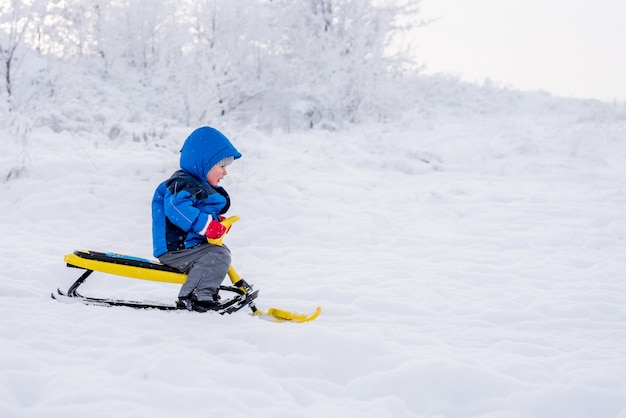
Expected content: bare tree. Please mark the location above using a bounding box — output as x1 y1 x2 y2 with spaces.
0 0 34 99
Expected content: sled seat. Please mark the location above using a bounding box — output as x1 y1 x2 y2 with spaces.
65 250 187 284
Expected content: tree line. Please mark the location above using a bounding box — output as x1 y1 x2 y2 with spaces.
0 0 422 132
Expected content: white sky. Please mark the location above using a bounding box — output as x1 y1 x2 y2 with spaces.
414 0 626 101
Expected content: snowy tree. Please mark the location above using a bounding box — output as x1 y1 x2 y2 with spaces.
242 0 423 129
0 0 39 100
174 1 256 124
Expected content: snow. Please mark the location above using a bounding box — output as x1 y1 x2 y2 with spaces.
2 83 626 417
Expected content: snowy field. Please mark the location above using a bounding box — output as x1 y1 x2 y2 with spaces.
1 84 626 417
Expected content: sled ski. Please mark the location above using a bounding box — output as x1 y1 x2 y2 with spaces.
224 263 322 323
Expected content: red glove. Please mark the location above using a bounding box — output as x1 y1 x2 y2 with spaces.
205 219 227 239
219 216 232 234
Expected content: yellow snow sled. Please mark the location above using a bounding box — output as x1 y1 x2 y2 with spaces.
54 216 321 323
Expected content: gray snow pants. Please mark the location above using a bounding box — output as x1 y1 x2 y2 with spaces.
158 243 231 302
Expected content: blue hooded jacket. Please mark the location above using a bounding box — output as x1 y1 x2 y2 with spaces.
151 127 242 258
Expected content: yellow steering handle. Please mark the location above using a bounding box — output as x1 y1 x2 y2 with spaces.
206 215 240 246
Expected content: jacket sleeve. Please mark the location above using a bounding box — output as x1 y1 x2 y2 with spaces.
163 190 210 234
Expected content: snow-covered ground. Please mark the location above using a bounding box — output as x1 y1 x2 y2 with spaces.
1 84 626 417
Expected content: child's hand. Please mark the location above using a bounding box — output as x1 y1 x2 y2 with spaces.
205 219 228 239
218 216 232 234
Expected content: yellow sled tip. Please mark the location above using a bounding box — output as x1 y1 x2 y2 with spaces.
254 306 322 323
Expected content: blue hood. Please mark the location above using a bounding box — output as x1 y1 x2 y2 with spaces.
179 127 242 183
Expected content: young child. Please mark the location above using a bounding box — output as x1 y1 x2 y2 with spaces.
151 126 242 312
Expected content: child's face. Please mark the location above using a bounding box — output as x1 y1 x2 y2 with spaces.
207 164 228 186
